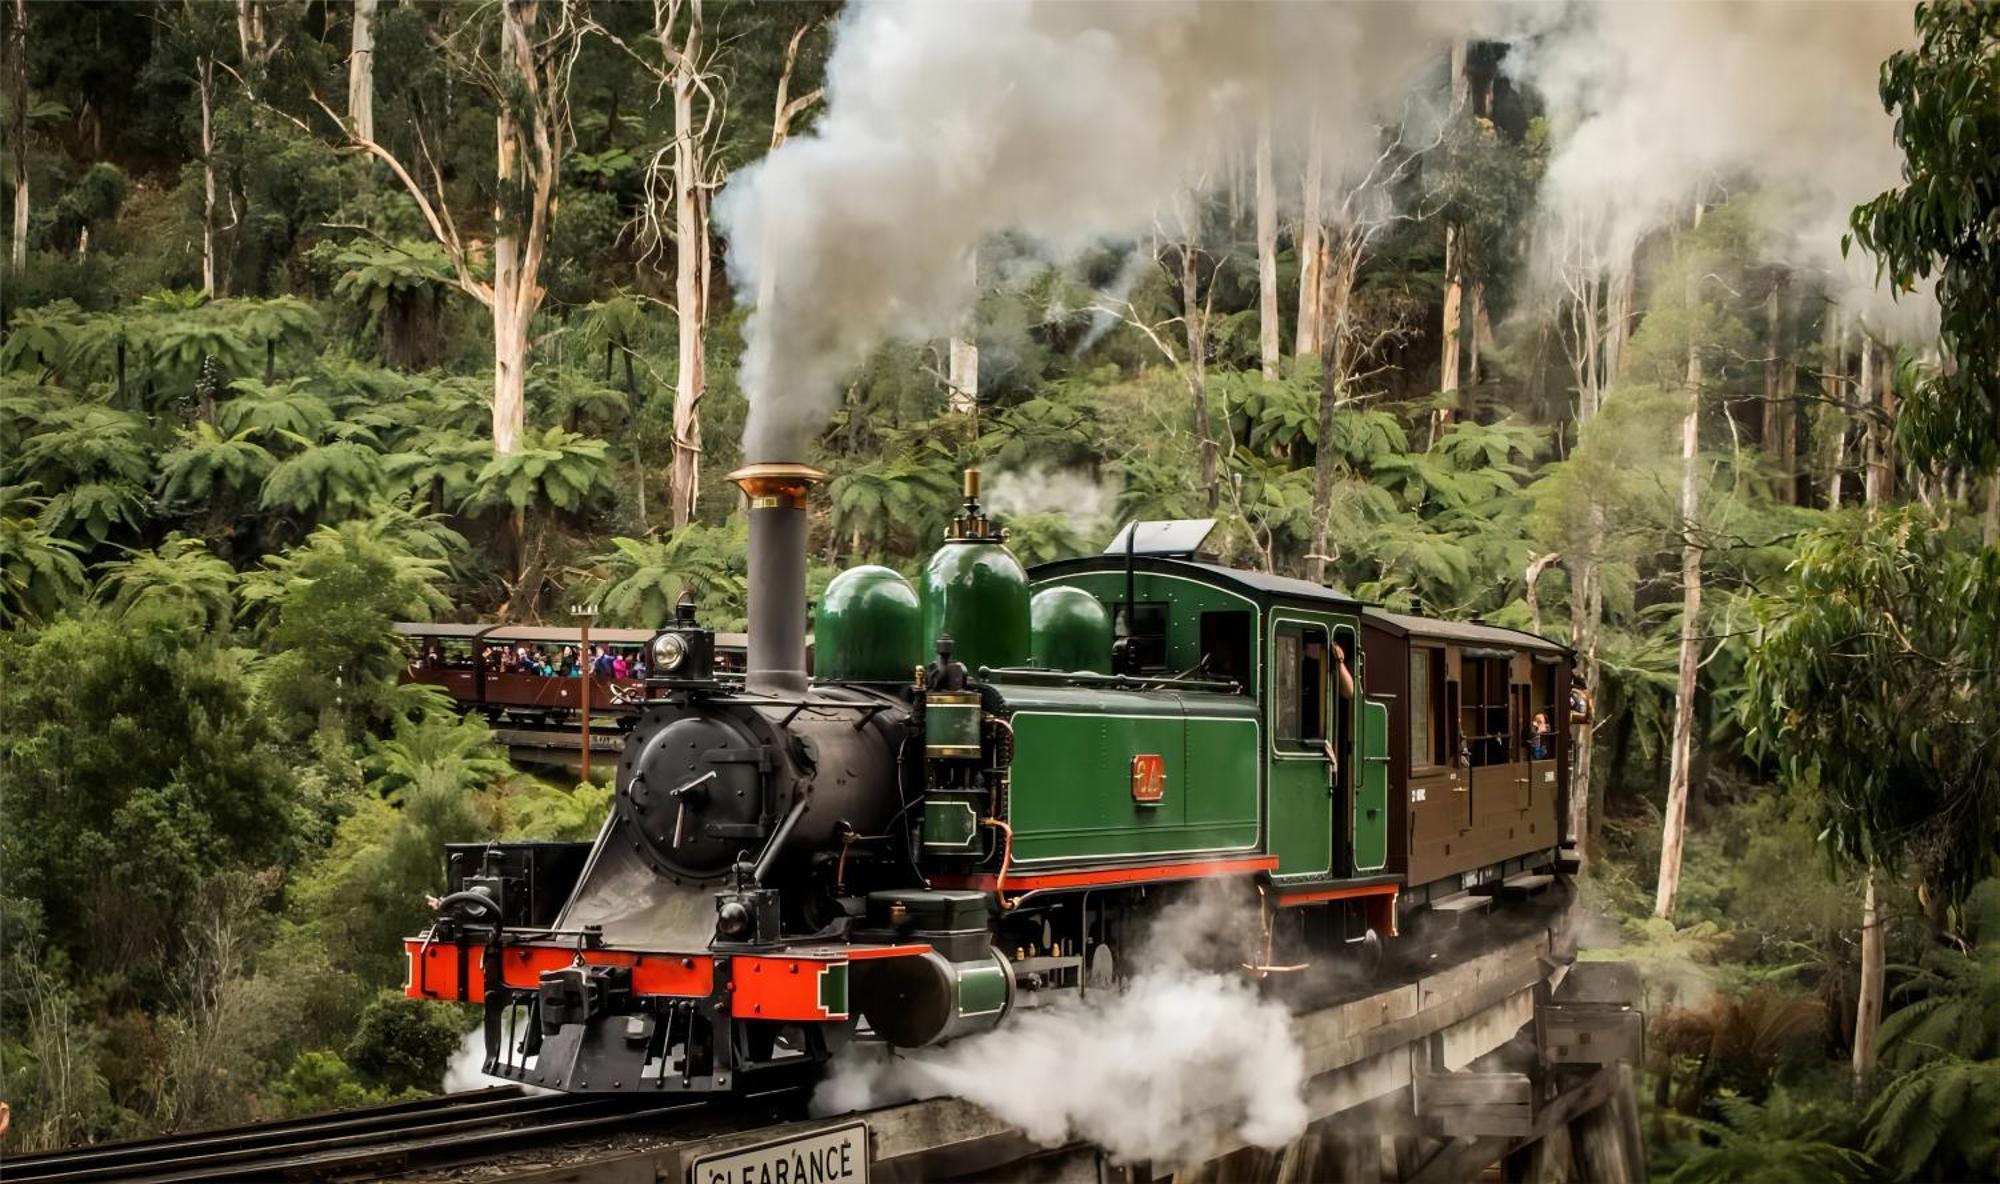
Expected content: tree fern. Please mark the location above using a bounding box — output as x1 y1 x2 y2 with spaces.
260 441 390 522
158 423 277 505
97 536 238 631
466 427 614 515
589 526 749 630
219 377 336 443
0 488 88 626
1864 1056 2000 1181
1669 1089 1872 1184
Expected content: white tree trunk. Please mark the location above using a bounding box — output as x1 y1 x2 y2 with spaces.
1469 280 1493 387
1255 100 1280 381
492 101 527 455
348 0 377 143
199 55 217 296
1181 226 1217 511
8 0 26 269
1440 221 1462 408
489 0 563 458
1655 203 1705 921
948 252 978 415
1604 263 1634 385
236 0 266 66
1294 117 1322 359
947 337 978 415
666 0 709 523
1853 869 1884 1092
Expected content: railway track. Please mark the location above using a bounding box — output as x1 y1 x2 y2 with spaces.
1 1082 801 1184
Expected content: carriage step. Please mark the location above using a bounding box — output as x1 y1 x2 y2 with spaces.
1500 872 1555 898
1556 844 1582 875
1428 892 1493 926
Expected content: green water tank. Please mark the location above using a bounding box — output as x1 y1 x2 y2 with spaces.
816 565 922 682
1030 586 1112 673
921 540 1030 675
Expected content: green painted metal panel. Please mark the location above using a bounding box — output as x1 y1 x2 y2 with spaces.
922 799 979 850
957 960 1010 1017
1000 688 1259 865
819 962 849 1017
1027 570 1262 692
1355 697 1390 872
1267 614 1335 879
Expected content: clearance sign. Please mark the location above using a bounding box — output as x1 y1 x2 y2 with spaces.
687 1122 869 1184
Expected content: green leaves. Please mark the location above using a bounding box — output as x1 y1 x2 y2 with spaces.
589 525 748 630
97 536 239 632
1743 507 2000 908
826 443 960 561
467 427 613 515
1848 1 2000 474
0 491 88 627
260 441 390 521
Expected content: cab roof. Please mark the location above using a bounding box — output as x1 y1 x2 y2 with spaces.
1029 554 1363 612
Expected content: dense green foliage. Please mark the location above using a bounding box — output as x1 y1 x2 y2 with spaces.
1850 0 2000 474
1 1 1994 1172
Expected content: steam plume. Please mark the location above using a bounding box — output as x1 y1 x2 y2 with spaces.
811 885 1308 1165
717 0 1475 461
1520 1 1931 337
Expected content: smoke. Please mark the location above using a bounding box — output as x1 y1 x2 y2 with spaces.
1518 0 1933 339
442 1021 555 1095
984 464 1118 532
717 0 1478 461
810 885 1308 1165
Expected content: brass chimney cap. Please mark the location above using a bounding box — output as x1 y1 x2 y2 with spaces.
728 462 826 508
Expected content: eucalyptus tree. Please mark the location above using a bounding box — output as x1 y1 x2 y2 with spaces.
1849 0 2000 488
271 0 584 457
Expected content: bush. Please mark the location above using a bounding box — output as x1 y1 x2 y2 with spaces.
345 993 464 1095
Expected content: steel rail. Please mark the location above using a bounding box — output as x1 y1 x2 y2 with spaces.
2 1081 807 1184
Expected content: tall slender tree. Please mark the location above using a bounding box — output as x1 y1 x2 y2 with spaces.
1655 201 1707 921
7 0 26 269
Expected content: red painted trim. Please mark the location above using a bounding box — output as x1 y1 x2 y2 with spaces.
1272 882 1401 938
1274 882 1400 907
404 941 715 1001
930 854 1279 894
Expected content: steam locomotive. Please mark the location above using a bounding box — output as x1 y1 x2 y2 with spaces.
406 463 1574 1094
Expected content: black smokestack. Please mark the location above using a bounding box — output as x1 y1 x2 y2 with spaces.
727 463 824 694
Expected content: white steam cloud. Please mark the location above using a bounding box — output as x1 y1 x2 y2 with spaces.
983 464 1118 532
1520 0 1933 339
810 886 1307 1166
717 0 1476 461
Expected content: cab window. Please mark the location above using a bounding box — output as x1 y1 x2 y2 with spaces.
1274 623 1329 750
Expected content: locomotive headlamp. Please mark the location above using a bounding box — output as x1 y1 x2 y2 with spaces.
715 897 751 938
653 631 688 672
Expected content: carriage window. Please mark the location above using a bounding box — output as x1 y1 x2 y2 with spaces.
1461 654 1513 767
1199 610 1252 691
1411 648 1445 768
1274 623 1328 750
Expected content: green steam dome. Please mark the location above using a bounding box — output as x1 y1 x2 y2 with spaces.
817 565 922 682
918 468 1032 674
922 540 1031 674
1030 586 1112 673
